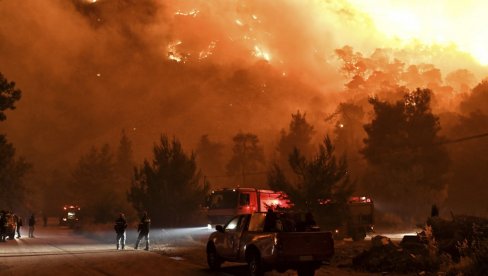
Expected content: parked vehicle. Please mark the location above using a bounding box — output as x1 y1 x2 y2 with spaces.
4 212 16 240
206 211 334 276
318 196 374 241
205 187 291 227
59 205 81 228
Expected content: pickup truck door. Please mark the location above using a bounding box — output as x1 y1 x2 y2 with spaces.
219 215 250 259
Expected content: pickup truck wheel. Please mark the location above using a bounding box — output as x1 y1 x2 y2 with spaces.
206 245 222 270
297 266 316 276
247 252 264 276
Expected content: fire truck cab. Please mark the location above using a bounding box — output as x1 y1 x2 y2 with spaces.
206 187 290 227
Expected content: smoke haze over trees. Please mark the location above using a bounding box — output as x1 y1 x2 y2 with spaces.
0 1 488 221
226 132 266 187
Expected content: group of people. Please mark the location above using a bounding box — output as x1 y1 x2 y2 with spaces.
0 211 37 241
114 212 151 251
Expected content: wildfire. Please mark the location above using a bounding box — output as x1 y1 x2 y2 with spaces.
167 40 185 63
349 0 488 65
163 0 488 78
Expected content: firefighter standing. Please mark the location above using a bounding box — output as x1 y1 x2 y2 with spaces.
0 211 6 242
28 214 36 238
15 215 22 238
114 213 128 250
135 212 150 250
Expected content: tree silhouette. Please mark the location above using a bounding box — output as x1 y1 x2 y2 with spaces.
0 135 30 210
0 73 21 121
195 135 225 185
71 144 123 223
362 88 449 221
128 134 208 227
268 136 352 213
276 111 315 170
0 73 29 210
226 132 265 186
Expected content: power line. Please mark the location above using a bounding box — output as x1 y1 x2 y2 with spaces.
204 132 488 179
441 132 488 145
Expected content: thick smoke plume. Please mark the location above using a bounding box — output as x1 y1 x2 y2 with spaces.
1 0 487 216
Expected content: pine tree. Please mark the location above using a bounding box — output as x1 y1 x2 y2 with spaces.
269 136 352 212
226 132 265 186
276 111 315 170
0 73 29 210
0 73 21 121
362 88 449 221
128 134 208 227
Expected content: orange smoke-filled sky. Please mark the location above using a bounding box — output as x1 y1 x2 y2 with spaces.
0 0 486 171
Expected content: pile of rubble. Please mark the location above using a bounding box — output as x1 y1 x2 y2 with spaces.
352 214 488 275
352 235 437 273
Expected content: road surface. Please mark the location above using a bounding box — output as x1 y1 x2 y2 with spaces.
0 224 415 276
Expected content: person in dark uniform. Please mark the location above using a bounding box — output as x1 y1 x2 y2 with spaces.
263 208 277 232
28 214 36 238
114 213 128 250
15 215 22 238
0 211 6 242
135 212 151 250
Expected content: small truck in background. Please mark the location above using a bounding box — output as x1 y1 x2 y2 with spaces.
318 196 374 241
206 211 334 276
59 205 81 228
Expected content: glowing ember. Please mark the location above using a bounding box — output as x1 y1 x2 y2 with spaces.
199 41 217 60
235 19 244 26
175 9 200 17
167 40 185 63
253 45 271 61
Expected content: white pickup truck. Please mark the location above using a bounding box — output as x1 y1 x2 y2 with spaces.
206 211 334 276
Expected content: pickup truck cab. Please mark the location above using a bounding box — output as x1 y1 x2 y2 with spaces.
206 211 334 276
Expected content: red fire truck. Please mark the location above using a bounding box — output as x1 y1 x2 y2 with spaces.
205 187 291 227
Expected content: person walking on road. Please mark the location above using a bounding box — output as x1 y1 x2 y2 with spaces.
114 213 128 250
28 214 36 238
135 212 151 250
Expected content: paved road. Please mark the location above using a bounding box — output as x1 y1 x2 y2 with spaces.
0 226 212 276
0 224 414 276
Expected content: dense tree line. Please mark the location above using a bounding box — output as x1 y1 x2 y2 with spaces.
0 73 30 211
69 131 135 223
